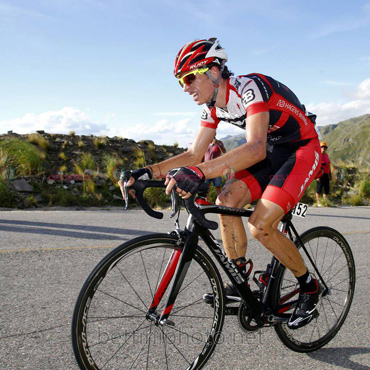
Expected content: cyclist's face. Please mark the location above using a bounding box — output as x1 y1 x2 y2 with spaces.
180 68 215 105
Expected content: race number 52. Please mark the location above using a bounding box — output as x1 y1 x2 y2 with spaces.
292 202 308 218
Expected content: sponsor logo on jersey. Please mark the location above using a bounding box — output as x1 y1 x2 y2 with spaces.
277 99 308 125
201 110 208 120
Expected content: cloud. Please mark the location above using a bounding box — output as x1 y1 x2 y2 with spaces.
0 107 109 136
152 112 197 117
307 78 370 125
107 118 199 148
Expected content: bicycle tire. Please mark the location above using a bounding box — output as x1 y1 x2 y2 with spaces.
72 233 225 370
272 226 355 352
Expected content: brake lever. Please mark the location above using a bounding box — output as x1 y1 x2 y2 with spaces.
170 188 181 218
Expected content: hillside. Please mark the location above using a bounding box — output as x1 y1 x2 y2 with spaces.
0 131 185 208
221 114 370 167
319 114 370 166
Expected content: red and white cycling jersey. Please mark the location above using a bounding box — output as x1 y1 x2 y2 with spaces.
201 73 318 145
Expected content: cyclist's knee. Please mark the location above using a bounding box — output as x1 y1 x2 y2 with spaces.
216 180 250 208
248 217 273 242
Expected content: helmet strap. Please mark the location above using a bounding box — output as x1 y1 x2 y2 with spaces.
206 62 225 110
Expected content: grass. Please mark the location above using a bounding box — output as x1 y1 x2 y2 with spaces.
28 134 51 151
134 148 146 168
103 154 124 183
94 137 108 149
0 138 45 176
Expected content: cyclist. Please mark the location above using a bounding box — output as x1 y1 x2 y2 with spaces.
316 141 332 206
120 38 323 329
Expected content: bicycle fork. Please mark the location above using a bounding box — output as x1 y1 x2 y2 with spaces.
146 230 198 326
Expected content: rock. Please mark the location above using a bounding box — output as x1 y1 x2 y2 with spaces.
113 194 123 200
47 179 55 185
12 179 34 192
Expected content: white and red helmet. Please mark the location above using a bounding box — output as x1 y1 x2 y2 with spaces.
174 38 228 77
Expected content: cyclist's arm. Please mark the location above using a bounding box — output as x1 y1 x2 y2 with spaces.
126 125 216 186
197 112 269 179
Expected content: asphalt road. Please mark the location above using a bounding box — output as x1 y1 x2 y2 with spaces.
0 206 369 370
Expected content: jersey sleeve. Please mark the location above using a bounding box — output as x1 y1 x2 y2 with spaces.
200 106 220 129
241 80 269 116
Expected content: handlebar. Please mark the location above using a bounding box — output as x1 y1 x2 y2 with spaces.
125 179 218 230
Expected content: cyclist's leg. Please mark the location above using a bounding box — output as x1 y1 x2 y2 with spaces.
216 177 251 260
248 138 322 277
216 158 272 263
248 199 306 276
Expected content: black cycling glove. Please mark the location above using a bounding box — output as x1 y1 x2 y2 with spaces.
120 168 152 183
167 166 205 194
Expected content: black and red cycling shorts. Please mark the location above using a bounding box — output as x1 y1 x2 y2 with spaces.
230 138 322 213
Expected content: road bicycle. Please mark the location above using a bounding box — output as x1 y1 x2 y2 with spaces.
72 179 355 370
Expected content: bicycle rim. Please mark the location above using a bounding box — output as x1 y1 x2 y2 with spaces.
273 227 355 352
72 234 225 370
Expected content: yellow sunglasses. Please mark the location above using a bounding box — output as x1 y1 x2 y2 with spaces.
177 67 209 87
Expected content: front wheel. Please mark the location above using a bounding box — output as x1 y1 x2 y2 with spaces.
272 227 356 352
71 233 225 370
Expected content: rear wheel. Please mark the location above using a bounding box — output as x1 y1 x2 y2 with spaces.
272 227 355 352
72 233 225 370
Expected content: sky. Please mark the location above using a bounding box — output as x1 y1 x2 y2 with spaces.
0 0 370 147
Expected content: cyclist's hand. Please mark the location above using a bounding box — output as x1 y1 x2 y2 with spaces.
118 168 152 198
165 166 205 199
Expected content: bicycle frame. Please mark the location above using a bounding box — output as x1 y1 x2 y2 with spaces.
146 202 330 328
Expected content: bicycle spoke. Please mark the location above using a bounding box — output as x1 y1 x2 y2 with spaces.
320 299 331 332
89 322 151 348
140 251 154 299
99 319 147 368
170 314 214 319
96 289 146 314
87 314 144 324
128 326 152 370
116 265 148 309
324 263 349 285
178 270 204 295
171 298 204 315
165 324 204 345
146 325 152 370
161 327 169 370
161 328 191 365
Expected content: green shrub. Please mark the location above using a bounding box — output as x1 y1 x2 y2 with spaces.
59 152 67 160
0 180 16 207
0 138 44 176
43 188 77 207
359 179 370 199
143 187 168 209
